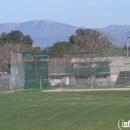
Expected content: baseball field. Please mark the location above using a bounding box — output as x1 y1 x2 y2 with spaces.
0 89 130 130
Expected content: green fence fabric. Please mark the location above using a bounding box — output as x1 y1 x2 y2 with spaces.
25 80 50 89
94 60 110 77
65 60 110 77
25 61 49 89
25 62 49 80
23 53 48 58
65 67 94 78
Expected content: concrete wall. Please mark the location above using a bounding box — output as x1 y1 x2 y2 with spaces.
109 58 130 82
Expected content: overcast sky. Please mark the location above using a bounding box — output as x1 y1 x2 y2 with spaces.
0 0 129 28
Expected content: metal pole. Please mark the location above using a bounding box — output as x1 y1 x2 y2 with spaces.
78 55 80 87
35 59 37 82
125 62 127 85
48 56 50 88
40 75 42 90
64 54 65 69
55 57 56 78
111 81 113 88
3 79 5 92
19 75 21 90
22 52 25 89
63 54 66 88
91 74 93 89
94 53 96 88
60 75 62 89
73 74 75 89
127 36 130 57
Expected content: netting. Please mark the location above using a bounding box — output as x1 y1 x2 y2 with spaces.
25 60 49 89
48 51 130 89
0 75 10 91
3 50 130 92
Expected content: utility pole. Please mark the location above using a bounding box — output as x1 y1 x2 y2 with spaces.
127 36 130 57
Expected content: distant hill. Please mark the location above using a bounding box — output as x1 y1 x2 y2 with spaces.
0 20 78 48
0 20 129 48
97 25 130 47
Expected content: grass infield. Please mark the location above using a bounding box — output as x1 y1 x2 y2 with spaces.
0 90 130 130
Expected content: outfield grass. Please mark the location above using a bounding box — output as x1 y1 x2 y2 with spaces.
0 90 130 130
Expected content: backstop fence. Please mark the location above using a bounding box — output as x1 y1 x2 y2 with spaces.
48 50 130 89
0 75 10 92
1 49 130 92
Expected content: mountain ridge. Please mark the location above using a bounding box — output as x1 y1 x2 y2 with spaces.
0 20 129 48
0 20 79 48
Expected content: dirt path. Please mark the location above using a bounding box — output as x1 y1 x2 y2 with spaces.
42 87 130 92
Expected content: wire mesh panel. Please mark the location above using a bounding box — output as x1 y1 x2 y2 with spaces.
8 50 130 91
0 75 10 92
25 60 49 89
40 79 50 90
48 51 130 89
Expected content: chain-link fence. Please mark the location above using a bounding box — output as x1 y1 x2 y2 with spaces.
3 50 130 91
0 75 10 92
48 50 130 89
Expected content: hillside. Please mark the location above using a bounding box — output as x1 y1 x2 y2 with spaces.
97 25 130 47
0 20 78 48
0 20 129 48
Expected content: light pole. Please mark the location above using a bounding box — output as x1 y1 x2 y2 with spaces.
127 36 130 57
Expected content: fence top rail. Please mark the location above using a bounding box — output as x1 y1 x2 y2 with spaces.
12 51 98 55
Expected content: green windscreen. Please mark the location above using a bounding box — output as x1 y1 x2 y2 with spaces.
25 61 49 89
23 53 48 58
65 60 110 78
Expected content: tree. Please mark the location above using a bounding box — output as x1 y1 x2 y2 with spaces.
43 29 119 54
0 43 41 72
43 41 75 53
22 35 33 46
0 31 40 72
0 30 33 46
0 32 10 43
68 29 122 66
69 29 116 52
8 30 23 43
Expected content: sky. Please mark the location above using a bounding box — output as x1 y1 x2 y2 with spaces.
0 0 130 28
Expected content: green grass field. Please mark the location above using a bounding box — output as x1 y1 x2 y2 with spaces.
0 90 130 130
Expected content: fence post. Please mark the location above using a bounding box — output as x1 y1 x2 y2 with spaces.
73 75 75 89
110 78 113 88
60 75 62 89
40 75 42 90
91 74 93 89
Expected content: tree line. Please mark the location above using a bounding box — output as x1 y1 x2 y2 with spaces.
0 30 33 45
43 29 120 54
0 28 125 72
0 30 40 72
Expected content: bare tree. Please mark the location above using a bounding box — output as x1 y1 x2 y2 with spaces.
70 29 114 51
69 29 119 67
0 44 39 72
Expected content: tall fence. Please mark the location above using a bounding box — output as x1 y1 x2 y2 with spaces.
48 50 130 89
1 50 130 92
0 75 10 92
